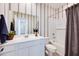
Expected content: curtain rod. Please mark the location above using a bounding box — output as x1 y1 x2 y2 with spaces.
48 3 76 18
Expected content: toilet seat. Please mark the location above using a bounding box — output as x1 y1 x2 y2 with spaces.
46 44 57 56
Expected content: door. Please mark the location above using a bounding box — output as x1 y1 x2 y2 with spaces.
48 18 56 43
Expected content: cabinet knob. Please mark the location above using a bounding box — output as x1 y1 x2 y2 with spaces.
52 33 55 35
53 37 56 39
0 48 4 52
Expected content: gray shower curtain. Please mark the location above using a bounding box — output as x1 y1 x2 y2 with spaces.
65 3 79 56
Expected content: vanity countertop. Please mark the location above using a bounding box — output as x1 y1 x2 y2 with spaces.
1 34 46 46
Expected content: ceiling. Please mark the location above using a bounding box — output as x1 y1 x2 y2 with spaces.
37 3 67 9
48 3 67 9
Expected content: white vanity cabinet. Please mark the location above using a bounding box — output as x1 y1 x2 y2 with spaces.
0 36 45 56
29 44 45 56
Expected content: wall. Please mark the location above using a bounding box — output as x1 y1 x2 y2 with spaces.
48 3 76 55
0 3 76 55
0 3 51 36
0 3 37 34
0 3 9 31
37 4 50 37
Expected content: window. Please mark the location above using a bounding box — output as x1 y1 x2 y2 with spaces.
15 18 28 35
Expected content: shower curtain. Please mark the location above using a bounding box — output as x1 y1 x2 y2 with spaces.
65 3 79 56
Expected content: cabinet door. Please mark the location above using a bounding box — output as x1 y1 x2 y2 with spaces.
2 48 29 56
2 51 17 56
16 48 29 56
29 44 45 56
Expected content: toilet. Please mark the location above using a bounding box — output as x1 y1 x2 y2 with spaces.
45 39 57 56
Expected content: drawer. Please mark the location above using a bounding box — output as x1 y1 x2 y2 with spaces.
3 44 17 53
15 40 39 49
